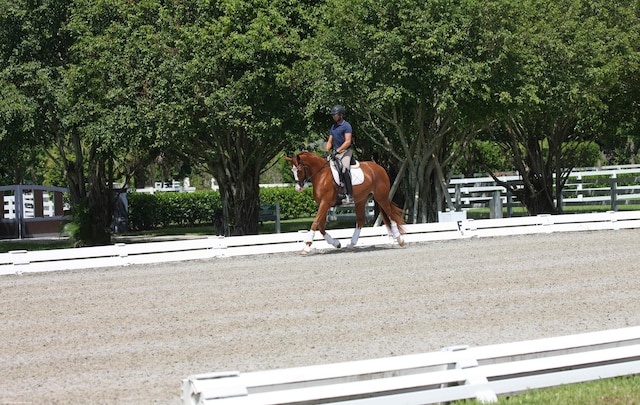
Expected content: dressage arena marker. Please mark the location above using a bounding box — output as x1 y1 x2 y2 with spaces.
2 210 640 275
182 326 640 404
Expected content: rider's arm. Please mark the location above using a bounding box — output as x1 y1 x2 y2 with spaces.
325 135 333 152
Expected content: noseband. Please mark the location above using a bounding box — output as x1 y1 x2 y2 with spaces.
295 160 310 188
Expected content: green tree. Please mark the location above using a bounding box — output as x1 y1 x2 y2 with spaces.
481 0 638 214
0 0 70 185
0 0 175 245
161 0 309 235
595 2 640 164
295 0 494 222
61 0 176 244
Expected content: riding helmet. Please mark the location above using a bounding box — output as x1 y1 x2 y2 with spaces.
330 105 345 116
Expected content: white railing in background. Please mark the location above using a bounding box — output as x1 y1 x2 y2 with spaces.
135 178 197 194
182 326 640 405
3 193 56 219
2 210 640 276
0 185 70 239
449 165 640 214
327 200 376 223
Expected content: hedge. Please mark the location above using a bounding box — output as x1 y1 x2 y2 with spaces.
128 187 315 230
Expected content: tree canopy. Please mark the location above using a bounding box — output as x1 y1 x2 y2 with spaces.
0 0 638 243
159 0 310 235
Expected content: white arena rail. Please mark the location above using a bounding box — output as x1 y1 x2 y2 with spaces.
2 211 640 275
182 326 640 405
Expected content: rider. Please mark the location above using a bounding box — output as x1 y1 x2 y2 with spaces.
324 104 354 205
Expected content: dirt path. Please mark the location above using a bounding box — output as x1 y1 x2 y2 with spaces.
1 229 640 404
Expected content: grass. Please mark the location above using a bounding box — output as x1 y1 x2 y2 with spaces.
0 238 74 252
457 374 640 404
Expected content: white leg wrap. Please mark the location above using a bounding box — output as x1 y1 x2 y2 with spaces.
390 220 401 238
324 232 340 248
349 228 361 248
304 230 316 243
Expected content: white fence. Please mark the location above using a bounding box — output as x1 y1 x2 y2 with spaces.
0 185 71 239
3 193 58 219
135 179 197 194
182 326 640 405
2 210 640 276
449 164 640 214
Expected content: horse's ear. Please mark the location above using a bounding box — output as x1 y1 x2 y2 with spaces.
284 156 293 162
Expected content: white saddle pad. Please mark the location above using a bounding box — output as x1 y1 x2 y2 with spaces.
330 160 364 186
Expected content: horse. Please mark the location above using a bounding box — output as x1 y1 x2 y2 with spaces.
284 152 406 254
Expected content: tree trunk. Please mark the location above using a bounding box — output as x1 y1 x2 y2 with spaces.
64 144 113 246
218 182 260 236
208 151 262 236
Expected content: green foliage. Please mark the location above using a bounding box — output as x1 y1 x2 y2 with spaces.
127 192 160 230
160 0 311 235
1 0 638 231
63 201 111 247
460 140 516 175
154 192 222 227
127 187 316 230
128 191 222 231
259 187 316 219
564 141 602 168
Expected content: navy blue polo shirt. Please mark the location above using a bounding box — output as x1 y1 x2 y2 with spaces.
330 120 353 150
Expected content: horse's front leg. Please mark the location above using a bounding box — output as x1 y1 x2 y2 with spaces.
302 203 340 254
346 201 367 249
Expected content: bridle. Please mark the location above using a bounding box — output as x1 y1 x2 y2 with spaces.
294 155 329 188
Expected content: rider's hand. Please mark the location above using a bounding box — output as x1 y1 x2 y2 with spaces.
322 151 328 158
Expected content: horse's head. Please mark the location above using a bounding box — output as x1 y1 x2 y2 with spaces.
284 154 308 192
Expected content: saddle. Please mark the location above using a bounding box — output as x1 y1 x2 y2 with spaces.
328 159 365 206
329 159 364 186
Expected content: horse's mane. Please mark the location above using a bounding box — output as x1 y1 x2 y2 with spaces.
297 151 320 159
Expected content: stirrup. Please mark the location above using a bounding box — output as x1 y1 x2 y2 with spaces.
342 195 354 205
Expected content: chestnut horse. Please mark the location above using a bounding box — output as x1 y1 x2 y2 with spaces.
285 152 405 254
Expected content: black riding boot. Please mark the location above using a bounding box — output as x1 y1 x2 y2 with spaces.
342 171 354 204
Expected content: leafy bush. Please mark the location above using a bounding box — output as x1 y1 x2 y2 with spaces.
127 192 160 230
63 201 111 247
259 186 316 219
127 187 313 230
128 191 222 230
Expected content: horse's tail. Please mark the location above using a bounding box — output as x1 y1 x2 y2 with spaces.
380 201 406 234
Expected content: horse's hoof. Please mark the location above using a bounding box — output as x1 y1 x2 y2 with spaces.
300 249 309 255
398 239 406 247
336 242 341 249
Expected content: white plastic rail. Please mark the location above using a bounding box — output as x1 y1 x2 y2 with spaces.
182 326 640 405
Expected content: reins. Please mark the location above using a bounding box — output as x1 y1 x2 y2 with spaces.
297 155 330 186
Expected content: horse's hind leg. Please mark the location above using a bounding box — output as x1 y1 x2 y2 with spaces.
375 199 405 247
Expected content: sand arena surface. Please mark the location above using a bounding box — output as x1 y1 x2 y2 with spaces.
1 229 640 404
